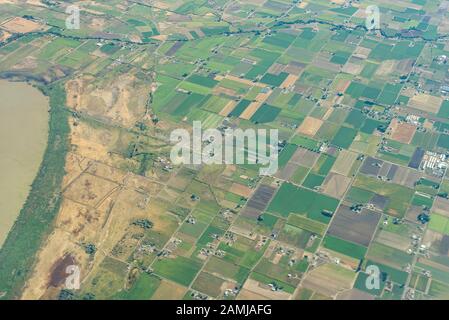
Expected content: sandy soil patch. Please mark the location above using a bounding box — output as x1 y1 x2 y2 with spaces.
331 150 358 176
0 30 11 41
96 188 172 259
152 34 168 41
126 174 164 197
1 17 43 33
280 74 299 89
240 101 261 120
87 162 127 184
20 47 175 300
66 73 149 127
152 280 187 299
297 116 323 136
240 89 272 120
375 60 396 76
334 79 351 93
322 173 351 199
89 18 106 31
219 100 237 116
213 86 237 97
11 56 39 70
154 1 174 9
230 183 253 198
353 46 371 59
408 93 442 114
64 172 120 208
70 121 121 165
239 279 291 300
302 263 355 298
388 118 416 144
21 229 90 299
342 62 363 75
237 288 269 300
61 152 92 189
56 198 110 243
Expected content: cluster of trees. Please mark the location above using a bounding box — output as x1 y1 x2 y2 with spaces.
131 219 153 230
58 289 95 300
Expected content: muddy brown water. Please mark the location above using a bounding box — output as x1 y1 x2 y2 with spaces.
0 80 49 247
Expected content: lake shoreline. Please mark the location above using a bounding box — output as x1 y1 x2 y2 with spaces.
0 82 70 299
0 80 49 247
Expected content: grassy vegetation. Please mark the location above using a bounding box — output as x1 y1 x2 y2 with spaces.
429 214 449 235
287 214 327 236
0 83 70 299
278 144 298 168
268 183 339 223
115 273 161 300
367 242 413 268
250 104 281 123
250 272 296 294
152 256 202 287
365 260 408 285
2 0 448 300
205 256 250 284
331 126 357 149
302 173 325 189
352 174 414 217
323 235 367 260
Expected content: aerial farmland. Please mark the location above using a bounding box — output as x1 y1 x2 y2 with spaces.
0 0 448 303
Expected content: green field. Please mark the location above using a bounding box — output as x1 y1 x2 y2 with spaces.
331 126 357 149
268 183 339 223
153 256 202 287
322 235 367 260
116 274 161 300
2 0 449 301
353 174 414 217
287 214 328 236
